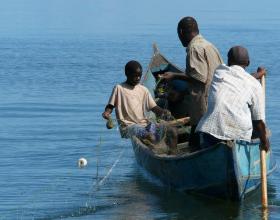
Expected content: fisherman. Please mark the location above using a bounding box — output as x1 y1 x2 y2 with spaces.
160 16 223 148
102 60 178 153
196 46 269 152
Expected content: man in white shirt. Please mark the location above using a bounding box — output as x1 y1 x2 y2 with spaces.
196 46 269 152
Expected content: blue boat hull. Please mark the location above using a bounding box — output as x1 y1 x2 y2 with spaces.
134 44 276 200
131 137 276 200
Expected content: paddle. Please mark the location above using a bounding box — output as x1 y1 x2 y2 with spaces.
260 75 268 209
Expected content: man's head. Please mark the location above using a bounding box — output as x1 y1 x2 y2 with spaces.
177 17 199 47
227 46 250 68
167 80 188 103
125 60 143 86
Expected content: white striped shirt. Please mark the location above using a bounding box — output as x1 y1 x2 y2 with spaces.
196 64 265 142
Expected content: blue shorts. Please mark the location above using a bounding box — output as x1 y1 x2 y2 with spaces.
125 122 165 141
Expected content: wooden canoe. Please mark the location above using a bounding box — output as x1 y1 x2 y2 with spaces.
131 44 276 200
131 137 276 200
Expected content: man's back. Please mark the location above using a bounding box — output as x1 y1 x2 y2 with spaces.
187 35 223 85
186 34 223 125
196 64 265 141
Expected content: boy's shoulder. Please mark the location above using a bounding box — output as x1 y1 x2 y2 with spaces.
137 83 149 90
115 82 149 92
112 82 126 90
136 84 151 95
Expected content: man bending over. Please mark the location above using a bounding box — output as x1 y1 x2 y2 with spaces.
102 60 177 152
196 46 269 152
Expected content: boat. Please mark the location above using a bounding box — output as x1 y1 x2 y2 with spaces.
130 44 277 200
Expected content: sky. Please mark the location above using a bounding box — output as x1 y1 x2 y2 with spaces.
0 0 280 37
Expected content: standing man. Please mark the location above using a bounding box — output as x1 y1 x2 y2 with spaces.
161 17 223 147
196 46 269 152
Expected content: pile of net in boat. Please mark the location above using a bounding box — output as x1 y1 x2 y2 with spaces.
140 122 191 155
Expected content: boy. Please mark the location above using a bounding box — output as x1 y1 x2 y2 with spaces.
102 60 177 151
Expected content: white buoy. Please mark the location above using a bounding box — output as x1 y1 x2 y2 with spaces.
78 157 87 168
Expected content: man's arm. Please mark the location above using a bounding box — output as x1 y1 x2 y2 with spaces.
102 85 117 120
159 68 206 85
151 106 170 118
253 120 270 152
102 104 114 120
159 72 191 82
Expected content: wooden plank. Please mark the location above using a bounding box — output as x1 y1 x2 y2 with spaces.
159 117 190 127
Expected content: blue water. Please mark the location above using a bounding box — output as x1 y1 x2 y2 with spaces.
0 24 280 219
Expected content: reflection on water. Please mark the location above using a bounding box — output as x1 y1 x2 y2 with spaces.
111 166 279 220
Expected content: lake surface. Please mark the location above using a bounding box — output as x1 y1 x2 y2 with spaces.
0 23 280 219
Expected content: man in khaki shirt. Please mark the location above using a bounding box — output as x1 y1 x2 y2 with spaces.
160 16 223 147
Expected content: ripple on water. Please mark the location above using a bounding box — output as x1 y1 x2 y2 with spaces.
1 26 280 219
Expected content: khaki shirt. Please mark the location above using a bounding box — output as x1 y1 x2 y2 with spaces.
186 35 223 125
108 82 157 127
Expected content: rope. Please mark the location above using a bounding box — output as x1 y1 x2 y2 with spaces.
86 127 127 209
96 146 125 187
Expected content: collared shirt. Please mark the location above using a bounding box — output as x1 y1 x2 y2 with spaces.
186 35 223 125
196 64 265 142
108 82 157 127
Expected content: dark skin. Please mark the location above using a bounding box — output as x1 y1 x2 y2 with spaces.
252 67 266 79
159 29 199 83
178 28 197 47
253 120 270 152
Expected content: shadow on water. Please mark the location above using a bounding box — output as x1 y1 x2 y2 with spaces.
36 203 119 220
114 165 279 220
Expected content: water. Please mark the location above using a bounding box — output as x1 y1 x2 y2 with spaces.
0 24 280 219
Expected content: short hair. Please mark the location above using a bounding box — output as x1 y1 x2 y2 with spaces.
227 46 250 66
177 17 199 34
125 60 142 75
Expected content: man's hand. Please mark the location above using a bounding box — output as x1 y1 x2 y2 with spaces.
253 67 266 79
159 72 176 81
151 106 173 120
102 104 114 120
102 111 111 120
162 109 171 117
257 67 267 79
161 109 173 121
259 138 270 152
